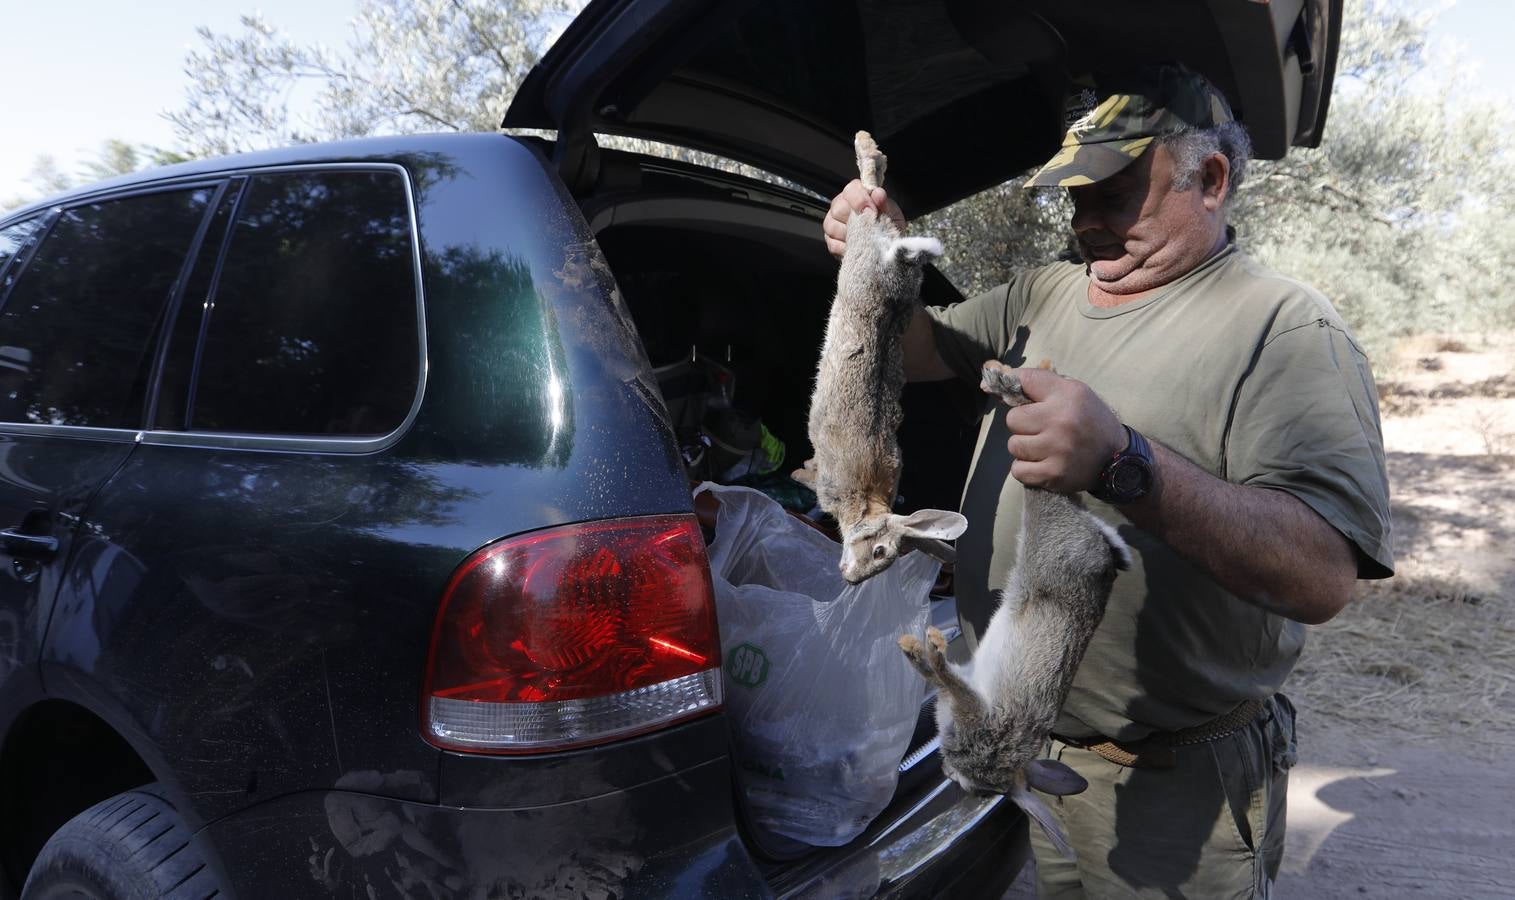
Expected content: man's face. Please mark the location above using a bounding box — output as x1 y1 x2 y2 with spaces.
1066 144 1218 295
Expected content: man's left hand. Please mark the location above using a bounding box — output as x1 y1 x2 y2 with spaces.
1002 367 1129 494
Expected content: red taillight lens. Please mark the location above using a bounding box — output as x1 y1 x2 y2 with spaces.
421 514 722 753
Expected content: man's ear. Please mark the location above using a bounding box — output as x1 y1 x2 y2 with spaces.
1200 152 1230 212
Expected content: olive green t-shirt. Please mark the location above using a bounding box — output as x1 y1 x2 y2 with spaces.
925 245 1394 742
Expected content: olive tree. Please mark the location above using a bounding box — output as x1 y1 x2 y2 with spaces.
1235 0 1515 352
166 0 580 157
1 141 182 214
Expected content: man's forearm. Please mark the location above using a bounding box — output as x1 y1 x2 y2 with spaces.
903 305 953 382
1119 441 1358 624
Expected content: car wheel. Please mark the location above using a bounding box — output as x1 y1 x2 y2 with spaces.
21 784 226 900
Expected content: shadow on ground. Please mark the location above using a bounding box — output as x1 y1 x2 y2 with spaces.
1277 742 1515 899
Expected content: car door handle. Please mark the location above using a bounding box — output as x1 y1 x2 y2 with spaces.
1 529 58 559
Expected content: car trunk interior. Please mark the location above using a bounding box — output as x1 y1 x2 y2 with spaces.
582 152 987 875
586 160 983 518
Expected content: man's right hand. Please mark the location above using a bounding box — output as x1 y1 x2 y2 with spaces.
823 179 907 260
823 179 951 382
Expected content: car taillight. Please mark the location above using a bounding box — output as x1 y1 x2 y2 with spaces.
421 514 722 753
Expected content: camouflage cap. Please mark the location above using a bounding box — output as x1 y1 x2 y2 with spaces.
1026 65 1234 188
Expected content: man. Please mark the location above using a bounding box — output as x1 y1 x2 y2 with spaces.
823 65 1393 897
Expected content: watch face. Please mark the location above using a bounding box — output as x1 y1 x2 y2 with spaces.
1111 460 1151 497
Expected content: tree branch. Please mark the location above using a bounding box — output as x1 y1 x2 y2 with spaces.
1255 169 1395 227
449 0 513 73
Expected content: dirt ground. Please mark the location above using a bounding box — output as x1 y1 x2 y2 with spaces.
1005 332 1515 898
1277 332 1515 899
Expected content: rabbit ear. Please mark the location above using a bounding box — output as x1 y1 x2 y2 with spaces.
1010 783 1077 860
894 509 966 565
893 508 967 540
1024 759 1089 796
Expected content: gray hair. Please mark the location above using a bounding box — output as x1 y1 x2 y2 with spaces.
1158 120 1253 204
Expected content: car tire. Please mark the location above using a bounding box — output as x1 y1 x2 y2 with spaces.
21 784 226 900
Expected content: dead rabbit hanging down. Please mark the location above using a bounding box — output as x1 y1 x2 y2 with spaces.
797 131 967 583
899 360 1132 859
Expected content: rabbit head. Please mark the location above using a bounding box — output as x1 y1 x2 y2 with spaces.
941 756 1088 860
839 507 967 584
937 706 1089 859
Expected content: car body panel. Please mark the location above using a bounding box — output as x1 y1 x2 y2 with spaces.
200 711 1027 899
203 741 767 899
0 434 135 749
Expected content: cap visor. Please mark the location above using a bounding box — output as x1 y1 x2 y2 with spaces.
1024 137 1154 188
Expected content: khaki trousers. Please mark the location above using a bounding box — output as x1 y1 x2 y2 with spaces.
1029 695 1297 899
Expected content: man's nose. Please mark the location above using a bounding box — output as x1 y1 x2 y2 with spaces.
1069 196 1100 233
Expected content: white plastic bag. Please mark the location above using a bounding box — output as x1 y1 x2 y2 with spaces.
698 483 937 847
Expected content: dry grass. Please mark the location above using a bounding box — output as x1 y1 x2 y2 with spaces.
1426 373 1515 400
1470 404 1513 458
1375 379 1425 416
1290 569 1515 751
1286 333 1515 752
1376 372 1515 417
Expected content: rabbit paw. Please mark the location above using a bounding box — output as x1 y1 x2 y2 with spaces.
980 360 1029 405
898 634 939 683
899 627 954 683
925 626 951 670
980 359 1057 406
791 458 818 489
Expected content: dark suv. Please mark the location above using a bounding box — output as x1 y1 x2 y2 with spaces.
0 1 1338 897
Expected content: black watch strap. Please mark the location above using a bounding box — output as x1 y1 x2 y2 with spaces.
1090 425 1154 504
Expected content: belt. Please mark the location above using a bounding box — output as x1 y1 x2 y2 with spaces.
1054 698 1267 769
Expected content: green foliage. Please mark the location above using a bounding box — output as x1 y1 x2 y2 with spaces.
78 140 145 184
918 176 1072 299
1 140 173 214
165 0 798 191
1234 0 1515 354
166 0 580 157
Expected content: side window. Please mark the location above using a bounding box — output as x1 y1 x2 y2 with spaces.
0 189 213 428
0 217 47 303
186 170 420 437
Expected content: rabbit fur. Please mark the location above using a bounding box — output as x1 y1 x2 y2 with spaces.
798 132 967 583
898 359 1132 859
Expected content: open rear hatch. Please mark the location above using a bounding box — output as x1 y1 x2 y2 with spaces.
505 0 1340 212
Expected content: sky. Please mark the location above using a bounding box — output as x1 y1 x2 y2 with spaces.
1433 0 1515 87
0 1 359 204
2 0 1513 206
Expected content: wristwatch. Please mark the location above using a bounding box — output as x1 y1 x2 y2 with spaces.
1089 425 1154 504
